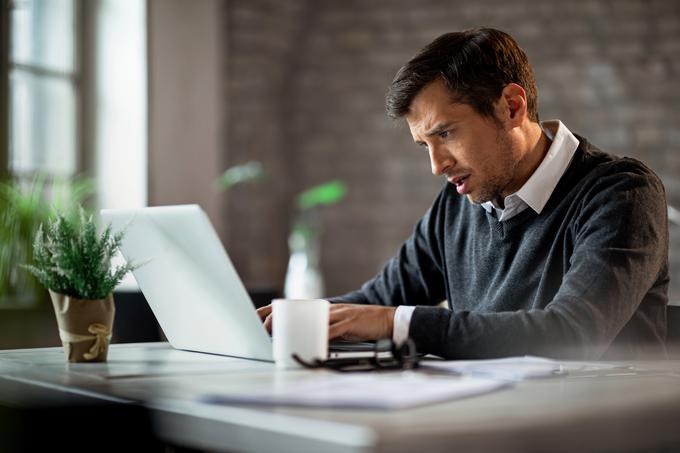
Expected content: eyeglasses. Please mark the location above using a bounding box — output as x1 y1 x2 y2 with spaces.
293 338 420 372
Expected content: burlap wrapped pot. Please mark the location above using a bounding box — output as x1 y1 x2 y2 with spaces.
49 290 115 363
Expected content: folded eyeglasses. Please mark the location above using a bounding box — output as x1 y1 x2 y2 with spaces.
293 338 420 372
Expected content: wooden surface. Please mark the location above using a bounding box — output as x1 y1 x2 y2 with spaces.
2 342 680 452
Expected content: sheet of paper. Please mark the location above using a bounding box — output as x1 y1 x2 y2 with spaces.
199 372 510 410
420 356 633 381
421 356 561 380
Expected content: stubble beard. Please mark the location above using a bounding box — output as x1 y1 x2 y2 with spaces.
467 127 519 206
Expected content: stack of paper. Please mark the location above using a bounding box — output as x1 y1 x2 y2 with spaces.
200 372 510 410
420 356 563 380
420 356 632 381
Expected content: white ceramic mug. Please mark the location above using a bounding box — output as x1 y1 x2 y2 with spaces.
272 298 329 369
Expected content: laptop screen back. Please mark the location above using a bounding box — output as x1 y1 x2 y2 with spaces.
100 204 274 362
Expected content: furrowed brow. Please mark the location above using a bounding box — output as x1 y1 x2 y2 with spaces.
425 122 455 137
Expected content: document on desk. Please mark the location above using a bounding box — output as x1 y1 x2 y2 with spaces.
420 356 562 380
420 356 631 381
199 373 510 410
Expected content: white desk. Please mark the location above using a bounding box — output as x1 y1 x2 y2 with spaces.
2 342 680 452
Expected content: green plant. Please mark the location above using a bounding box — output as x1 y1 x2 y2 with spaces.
22 207 140 300
291 180 348 239
0 174 94 305
295 180 347 211
213 161 265 191
284 181 347 298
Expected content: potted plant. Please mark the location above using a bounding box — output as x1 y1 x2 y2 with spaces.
22 207 140 362
213 163 348 300
284 180 347 299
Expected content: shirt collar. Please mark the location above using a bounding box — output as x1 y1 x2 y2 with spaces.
481 120 579 215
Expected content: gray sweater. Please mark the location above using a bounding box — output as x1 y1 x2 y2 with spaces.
332 136 669 360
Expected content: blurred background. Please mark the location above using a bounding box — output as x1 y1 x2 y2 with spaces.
1 0 679 348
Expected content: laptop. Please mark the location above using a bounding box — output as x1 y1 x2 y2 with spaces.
100 204 375 362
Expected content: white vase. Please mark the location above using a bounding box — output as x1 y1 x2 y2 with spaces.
283 227 324 299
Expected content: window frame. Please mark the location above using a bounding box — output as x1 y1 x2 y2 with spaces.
0 0 9 179
3 0 86 180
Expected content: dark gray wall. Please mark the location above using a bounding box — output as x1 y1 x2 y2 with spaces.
221 0 680 301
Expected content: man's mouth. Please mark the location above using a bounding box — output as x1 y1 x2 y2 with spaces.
448 174 471 194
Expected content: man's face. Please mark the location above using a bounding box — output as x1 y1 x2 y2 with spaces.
405 79 522 205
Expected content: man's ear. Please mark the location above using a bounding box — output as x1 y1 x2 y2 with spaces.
497 83 527 127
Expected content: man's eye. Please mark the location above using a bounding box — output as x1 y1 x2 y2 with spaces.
417 142 428 149
438 130 450 139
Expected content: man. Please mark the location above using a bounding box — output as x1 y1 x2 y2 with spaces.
258 28 669 360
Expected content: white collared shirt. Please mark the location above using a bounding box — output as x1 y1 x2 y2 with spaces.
480 120 580 221
392 120 580 346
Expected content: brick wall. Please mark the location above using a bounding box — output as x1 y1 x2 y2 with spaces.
221 0 680 301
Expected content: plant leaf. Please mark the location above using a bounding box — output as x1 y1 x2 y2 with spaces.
296 180 347 210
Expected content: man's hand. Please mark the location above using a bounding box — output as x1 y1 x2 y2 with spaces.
256 304 274 333
328 304 396 341
256 303 396 341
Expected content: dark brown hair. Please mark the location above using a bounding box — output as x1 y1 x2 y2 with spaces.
386 28 539 123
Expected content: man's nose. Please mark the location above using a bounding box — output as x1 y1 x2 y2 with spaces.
429 145 453 176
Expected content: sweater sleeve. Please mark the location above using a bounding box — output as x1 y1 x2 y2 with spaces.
328 189 447 308
409 162 669 360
